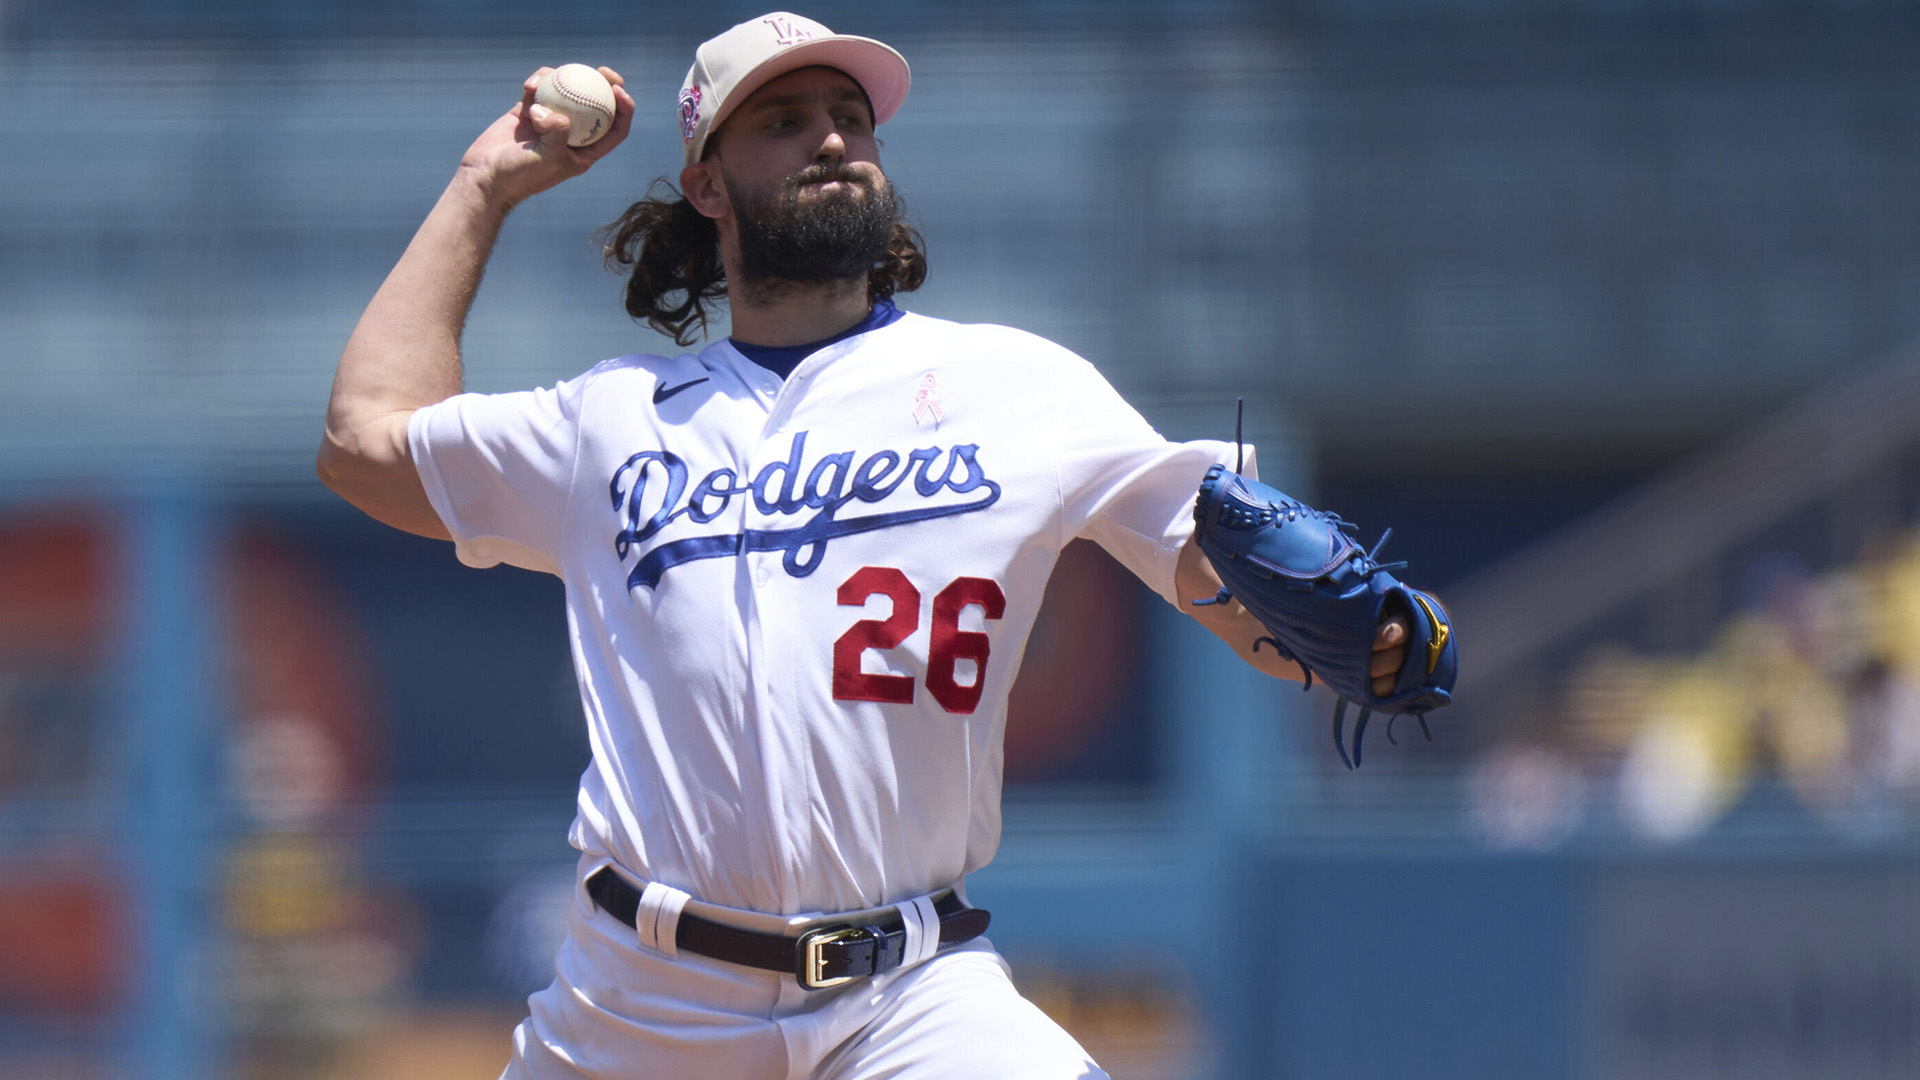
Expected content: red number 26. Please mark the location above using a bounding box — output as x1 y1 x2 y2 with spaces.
832 566 1006 714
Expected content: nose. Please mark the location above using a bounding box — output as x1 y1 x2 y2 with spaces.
815 125 846 165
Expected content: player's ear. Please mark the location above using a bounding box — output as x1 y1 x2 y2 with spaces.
681 160 728 220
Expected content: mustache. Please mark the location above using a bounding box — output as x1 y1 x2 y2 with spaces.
788 162 875 189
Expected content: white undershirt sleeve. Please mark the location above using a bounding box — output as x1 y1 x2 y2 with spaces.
407 378 586 576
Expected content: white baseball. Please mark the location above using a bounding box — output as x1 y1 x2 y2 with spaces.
535 64 616 148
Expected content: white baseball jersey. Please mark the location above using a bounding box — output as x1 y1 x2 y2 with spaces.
410 311 1248 917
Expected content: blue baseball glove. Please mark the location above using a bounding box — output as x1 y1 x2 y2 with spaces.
1191 463 1457 768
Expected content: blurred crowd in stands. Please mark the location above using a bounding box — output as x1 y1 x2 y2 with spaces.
1472 530 1920 849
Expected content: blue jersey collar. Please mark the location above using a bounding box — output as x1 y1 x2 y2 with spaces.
729 298 904 380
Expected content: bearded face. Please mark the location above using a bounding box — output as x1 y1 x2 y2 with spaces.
727 161 903 286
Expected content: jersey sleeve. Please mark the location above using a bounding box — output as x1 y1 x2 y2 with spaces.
407 376 587 576
1053 358 1255 606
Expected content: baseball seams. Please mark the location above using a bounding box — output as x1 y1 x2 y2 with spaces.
539 64 616 147
554 79 609 116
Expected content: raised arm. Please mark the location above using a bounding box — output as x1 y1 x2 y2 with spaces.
316 66 635 537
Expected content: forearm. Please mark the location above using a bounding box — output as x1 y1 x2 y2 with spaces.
1176 531 1413 696
317 170 516 536
323 168 507 457
1175 536 1312 684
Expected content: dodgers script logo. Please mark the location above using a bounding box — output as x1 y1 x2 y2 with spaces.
610 430 1001 590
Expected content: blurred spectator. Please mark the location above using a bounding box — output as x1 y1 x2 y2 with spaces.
1476 527 1920 847
1864 536 1920 800
1618 664 1749 843
1468 743 1586 851
218 528 420 1072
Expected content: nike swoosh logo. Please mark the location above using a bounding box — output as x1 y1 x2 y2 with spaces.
652 377 709 405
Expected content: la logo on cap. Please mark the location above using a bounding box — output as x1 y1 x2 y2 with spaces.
762 15 815 46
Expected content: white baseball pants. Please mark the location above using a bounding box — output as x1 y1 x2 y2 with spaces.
497 864 1108 1080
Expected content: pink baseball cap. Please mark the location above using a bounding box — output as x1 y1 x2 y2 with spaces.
677 12 911 166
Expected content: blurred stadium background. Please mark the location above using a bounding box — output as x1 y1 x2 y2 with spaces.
6 0 1920 1077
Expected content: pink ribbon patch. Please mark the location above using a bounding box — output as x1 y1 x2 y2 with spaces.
912 372 944 426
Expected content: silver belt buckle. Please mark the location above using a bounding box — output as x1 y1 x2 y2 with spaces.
795 924 878 990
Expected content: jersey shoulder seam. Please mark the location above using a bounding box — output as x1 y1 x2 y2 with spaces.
560 369 595 574
560 355 657 575
560 349 708 575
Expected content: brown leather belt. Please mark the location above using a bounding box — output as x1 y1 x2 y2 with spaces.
585 867 991 990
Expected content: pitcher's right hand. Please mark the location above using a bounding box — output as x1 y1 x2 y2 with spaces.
457 65 636 209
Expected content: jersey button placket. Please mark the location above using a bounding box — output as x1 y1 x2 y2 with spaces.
737 422 812 900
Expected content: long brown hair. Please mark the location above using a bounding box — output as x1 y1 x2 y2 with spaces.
599 179 928 348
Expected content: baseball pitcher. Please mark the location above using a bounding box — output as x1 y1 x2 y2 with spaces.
317 12 1454 1078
